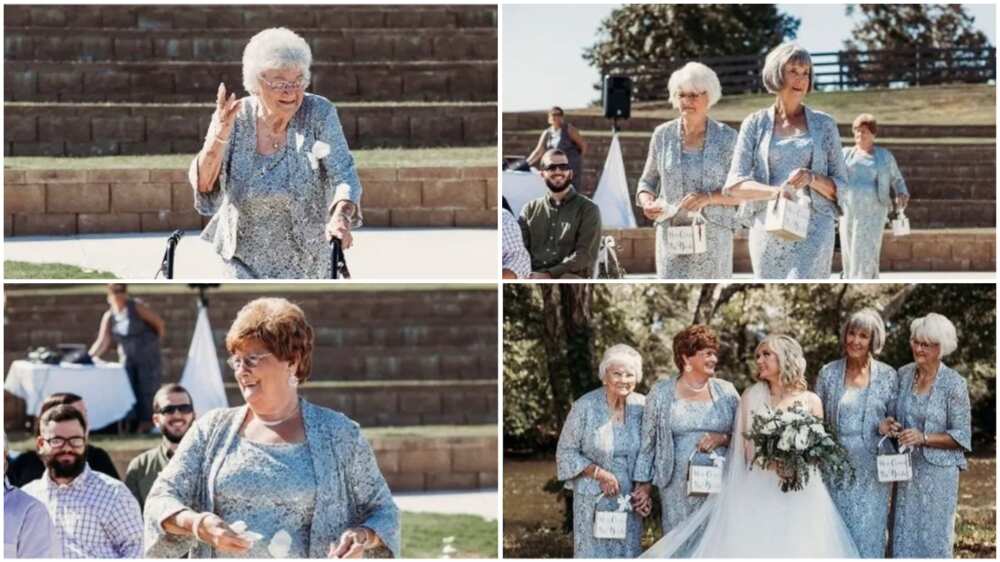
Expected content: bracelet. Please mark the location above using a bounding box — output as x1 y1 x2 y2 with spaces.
213 135 230 145
922 432 929 446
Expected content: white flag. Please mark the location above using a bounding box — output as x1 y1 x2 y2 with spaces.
593 134 638 228
179 305 228 416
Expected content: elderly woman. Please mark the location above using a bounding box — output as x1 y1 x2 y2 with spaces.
88 283 165 434
144 298 399 558
635 63 740 279
839 114 911 279
190 27 361 278
556 344 646 558
884 313 971 558
723 43 848 279
815 309 898 558
526 106 587 186
632 325 739 537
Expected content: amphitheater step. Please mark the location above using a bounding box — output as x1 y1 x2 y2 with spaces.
904 199 995 228
6 60 498 104
604 227 996 274
5 5 497 31
5 27 498 64
6 101 498 155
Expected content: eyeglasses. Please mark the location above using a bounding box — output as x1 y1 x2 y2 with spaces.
542 163 571 172
227 352 273 371
43 436 85 449
677 91 706 100
911 340 940 350
260 78 307 93
155 404 194 416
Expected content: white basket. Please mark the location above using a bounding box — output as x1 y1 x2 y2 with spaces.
766 191 810 241
891 211 910 237
665 212 708 256
593 493 629 539
686 450 724 496
876 435 913 482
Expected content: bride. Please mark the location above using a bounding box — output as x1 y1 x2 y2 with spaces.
642 335 859 558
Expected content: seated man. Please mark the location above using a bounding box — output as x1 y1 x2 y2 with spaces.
124 384 196 509
5 433 58 557
6 393 119 487
502 197 531 279
518 149 602 279
23 405 143 558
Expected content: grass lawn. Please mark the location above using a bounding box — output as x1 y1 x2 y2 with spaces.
574 84 995 126
3 146 496 170
4 261 118 279
401 511 498 558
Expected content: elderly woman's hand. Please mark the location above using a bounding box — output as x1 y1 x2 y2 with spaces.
210 83 241 143
895 194 910 209
325 202 355 249
784 168 813 190
697 432 728 453
327 528 371 558
593 466 620 496
678 192 711 213
879 416 902 437
637 192 664 221
897 428 927 449
197 514 253 554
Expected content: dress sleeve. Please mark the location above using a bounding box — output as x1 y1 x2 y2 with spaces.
317 103 363 227
633 385 659 482
945 375 972 452
346 429 400 557
886 150 909 198
188 142 230 216
556 400 593 482
724 113 760 192
636 130 661 203
143 415 215 557
823 118 848 193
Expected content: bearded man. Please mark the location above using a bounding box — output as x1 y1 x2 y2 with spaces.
124 384 197 509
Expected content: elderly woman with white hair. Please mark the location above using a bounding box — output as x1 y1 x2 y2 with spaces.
635 62 740 278
839 113 911 279
883 313 971 558
556 344 647 558
641 334 858 557
632 325 739 539
190 27 362 278
723 43 849 279
815 308 899 557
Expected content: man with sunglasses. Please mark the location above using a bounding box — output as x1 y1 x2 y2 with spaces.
124 384 196 509
519 149 603 278
22 405 143 558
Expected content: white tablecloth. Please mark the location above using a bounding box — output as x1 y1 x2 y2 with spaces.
4 361 135 430
502 170 548 216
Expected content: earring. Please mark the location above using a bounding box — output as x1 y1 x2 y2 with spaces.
287 372 298 388
684 364 693 374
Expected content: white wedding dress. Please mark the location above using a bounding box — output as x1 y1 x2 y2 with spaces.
641 382 859 558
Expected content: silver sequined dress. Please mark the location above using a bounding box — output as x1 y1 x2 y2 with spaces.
214 439 316 558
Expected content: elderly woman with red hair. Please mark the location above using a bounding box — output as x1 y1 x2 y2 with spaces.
633 325 739 537
144 298 399 558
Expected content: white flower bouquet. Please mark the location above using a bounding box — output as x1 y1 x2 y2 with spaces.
744 404 854 493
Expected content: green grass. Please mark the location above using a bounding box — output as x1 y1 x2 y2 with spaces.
3 146 497 170
4 283 495 296
401 512 498 558
4 261 118 279
574 84 995 126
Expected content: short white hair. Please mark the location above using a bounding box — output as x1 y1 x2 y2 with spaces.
841 308 886 356
910 313 958 357
668 62 722 109
761 42 813 94
242 27 312 95
598 344 643 384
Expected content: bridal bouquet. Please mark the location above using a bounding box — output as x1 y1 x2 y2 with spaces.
744 404 854 493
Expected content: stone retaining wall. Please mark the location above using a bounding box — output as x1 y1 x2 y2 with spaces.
605 227 996 273
373 433 497 492
4 166 498 235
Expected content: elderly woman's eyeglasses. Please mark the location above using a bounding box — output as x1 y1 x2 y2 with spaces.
260 78 307 93
911 340 940 350
43 436 86 449
227 352 274 371
677 91 706 100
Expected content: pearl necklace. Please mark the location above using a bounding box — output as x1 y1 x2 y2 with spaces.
679 376 709 392
254 404 299 427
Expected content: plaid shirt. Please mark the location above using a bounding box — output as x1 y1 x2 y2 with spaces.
22 465 143 558
502 208 532 278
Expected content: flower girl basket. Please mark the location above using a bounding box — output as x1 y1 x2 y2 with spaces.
660 210 708 256
686 450 724 496
765 189 810 241
593 494 630 539
876 435 912 482
891 205 911 237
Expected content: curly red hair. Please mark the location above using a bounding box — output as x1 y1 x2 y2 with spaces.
225 298 314 383
673 324 720 371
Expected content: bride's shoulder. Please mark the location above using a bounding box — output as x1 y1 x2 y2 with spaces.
797 391 824 417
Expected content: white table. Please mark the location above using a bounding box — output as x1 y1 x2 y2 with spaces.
502 170 548 216
4 361 136 430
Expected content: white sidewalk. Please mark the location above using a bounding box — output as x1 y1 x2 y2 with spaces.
394 489 497 520
5 229 498 280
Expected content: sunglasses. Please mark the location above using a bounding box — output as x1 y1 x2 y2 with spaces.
156 404 194 416
542 163 571 172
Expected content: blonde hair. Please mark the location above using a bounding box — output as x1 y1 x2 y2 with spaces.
226 298 314 382
756 334 807 391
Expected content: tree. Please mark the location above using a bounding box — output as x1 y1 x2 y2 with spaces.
583 5 800 100
842 5 993 87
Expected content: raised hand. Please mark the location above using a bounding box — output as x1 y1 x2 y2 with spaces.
211 82 241 142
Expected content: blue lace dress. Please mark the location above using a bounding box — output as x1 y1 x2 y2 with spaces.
214 439 316 558
839 150 885 279
661 398 732 533
747 134 837 278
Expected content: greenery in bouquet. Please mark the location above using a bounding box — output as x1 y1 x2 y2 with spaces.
744 404 855 493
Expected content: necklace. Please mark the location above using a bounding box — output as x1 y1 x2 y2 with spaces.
258 117 285 150
254 404 299 427
680 376 709 392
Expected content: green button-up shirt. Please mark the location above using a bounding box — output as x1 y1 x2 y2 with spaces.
123 441 172 510
518 187 602 278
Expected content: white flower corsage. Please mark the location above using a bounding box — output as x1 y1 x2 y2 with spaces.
307 140 331 170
